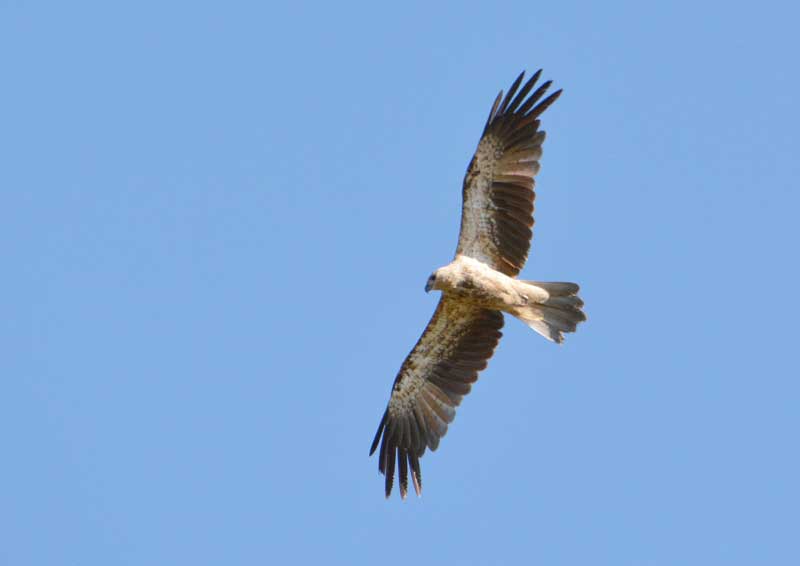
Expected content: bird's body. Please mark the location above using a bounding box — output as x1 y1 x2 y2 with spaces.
430 254 584 342
431 255 527 309
370 69 586 499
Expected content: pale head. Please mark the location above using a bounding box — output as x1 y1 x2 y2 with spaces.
425 264 458 293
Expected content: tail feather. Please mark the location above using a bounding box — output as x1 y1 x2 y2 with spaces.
513 281 586 343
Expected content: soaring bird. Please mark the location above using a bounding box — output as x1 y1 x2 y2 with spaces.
370 70 585 499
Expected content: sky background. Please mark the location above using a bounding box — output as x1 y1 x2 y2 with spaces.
2 1 798 564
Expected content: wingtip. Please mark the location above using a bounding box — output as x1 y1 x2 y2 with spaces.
412 473 422 497
369 410 387 456
500 72 526 111
528 68 543 87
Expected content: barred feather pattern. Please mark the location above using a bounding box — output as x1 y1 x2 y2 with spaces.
369 298 503 499
456 70 562 276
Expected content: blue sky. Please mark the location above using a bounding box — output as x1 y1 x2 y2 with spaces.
3 1 798 564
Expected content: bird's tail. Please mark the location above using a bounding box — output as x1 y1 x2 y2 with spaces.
511 281 586 343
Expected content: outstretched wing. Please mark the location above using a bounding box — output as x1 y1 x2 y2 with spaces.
369 298 504 499
456 70 562 276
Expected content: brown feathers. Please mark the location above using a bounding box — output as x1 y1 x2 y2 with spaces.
369 300 503 498
370 70 575 499
457 70 561 276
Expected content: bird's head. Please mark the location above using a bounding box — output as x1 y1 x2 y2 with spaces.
424 271 439 293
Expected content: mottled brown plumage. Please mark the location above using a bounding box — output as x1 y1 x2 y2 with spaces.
457 70 561 275
370 70 585 499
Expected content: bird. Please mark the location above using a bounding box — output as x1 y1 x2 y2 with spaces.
369 69 586 499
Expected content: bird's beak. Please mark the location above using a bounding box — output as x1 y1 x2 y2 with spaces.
425 281 433 293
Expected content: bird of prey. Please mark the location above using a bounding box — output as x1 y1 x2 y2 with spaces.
369 69 586 499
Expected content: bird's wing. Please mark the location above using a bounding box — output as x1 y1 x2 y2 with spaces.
369 297 504 498
456 70 561 276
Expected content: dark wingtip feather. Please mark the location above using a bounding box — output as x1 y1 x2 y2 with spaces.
515 79 547 112
529 89 562 120
410 454 423 497
384 444 396 498
398 449 409 500
369 410 387 456
497 71 525 115
506 69 542 114
485 70 560 136
378 428 389 475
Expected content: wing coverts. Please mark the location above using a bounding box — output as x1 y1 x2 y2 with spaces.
370 300 503 498
456 70 562 276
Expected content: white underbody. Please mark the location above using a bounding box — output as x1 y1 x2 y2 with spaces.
432 255 548 311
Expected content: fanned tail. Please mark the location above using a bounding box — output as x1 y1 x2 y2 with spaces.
512 281 586 343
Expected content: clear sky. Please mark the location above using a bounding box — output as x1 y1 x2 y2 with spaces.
3 1 798 564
